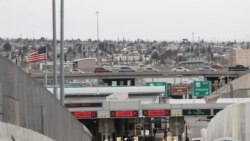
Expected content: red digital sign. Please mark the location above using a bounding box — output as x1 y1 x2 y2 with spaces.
72 111 97 118
143 110 170 117
110 111 138 117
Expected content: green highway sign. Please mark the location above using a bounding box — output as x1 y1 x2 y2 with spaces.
183 109 211 116
65 83 82 88
193 81 211 97
146 82 167 97
111 81 117 86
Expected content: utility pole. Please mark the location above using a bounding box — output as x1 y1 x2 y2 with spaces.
190 32 194 60
96 11 100 66
60 0 65 105
227 50 229 95
52 0 57 98
198 36 200 60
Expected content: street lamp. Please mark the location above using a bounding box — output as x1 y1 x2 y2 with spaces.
227 50 229 95
52 0 57 98
60 0 65 105
96 11 100 66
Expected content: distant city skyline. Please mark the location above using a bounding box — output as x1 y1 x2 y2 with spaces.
0 0 250 41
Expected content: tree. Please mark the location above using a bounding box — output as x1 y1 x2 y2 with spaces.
67 47 73 54
151 52 159 60
73 49 76 56
166 50 172 58
207 45 212 53
78 46 82 53
3 42 11 52
160 58 166 65
39 37 46 42
46 44 52 52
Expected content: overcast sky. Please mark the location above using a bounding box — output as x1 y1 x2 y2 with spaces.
0 0 249 41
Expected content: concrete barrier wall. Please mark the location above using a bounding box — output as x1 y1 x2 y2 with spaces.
205 102 250 141
0 56 91 141
0 121 55 141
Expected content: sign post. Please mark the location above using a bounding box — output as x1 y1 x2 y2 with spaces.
193 81 211 97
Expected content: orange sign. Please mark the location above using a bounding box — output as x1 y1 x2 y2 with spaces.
171 84 188 96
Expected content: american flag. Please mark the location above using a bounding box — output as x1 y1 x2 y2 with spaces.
28 46 47 63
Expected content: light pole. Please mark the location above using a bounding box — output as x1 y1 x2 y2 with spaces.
96 11 100 66
227 50 229 95
198 36 201 60
190 33 194 60
52 0 57 98
60 0 65 105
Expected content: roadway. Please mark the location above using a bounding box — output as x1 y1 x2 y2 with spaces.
31 70 248 80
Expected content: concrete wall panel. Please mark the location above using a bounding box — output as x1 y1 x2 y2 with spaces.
109 101 140 110
206 102 250 141
0 121 55 141
142 103 172 109
0 56 91 141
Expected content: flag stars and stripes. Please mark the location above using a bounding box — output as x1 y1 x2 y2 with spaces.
28 46 47 63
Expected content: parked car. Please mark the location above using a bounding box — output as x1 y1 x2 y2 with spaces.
199 66 217 71
94 67 112 73
228 65 249 71
118 66 137 72
70 69 84 74
210 63 224 70
142 67 159 72
171 67 190 72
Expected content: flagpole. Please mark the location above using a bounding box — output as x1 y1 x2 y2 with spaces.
45 46 48 88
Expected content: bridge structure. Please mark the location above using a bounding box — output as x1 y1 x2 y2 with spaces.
31 71 246 80
32 71 247 92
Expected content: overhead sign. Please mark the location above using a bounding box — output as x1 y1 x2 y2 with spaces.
98 111 110 118
65 103 102 108
72 111 97 118
193 81 211 97
110 110 138 117
183 109 211 116
171 84 188 96
143 109 170 117
146 82 167 97
112 81 117 87
65 83 83 88
171 109 183 117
